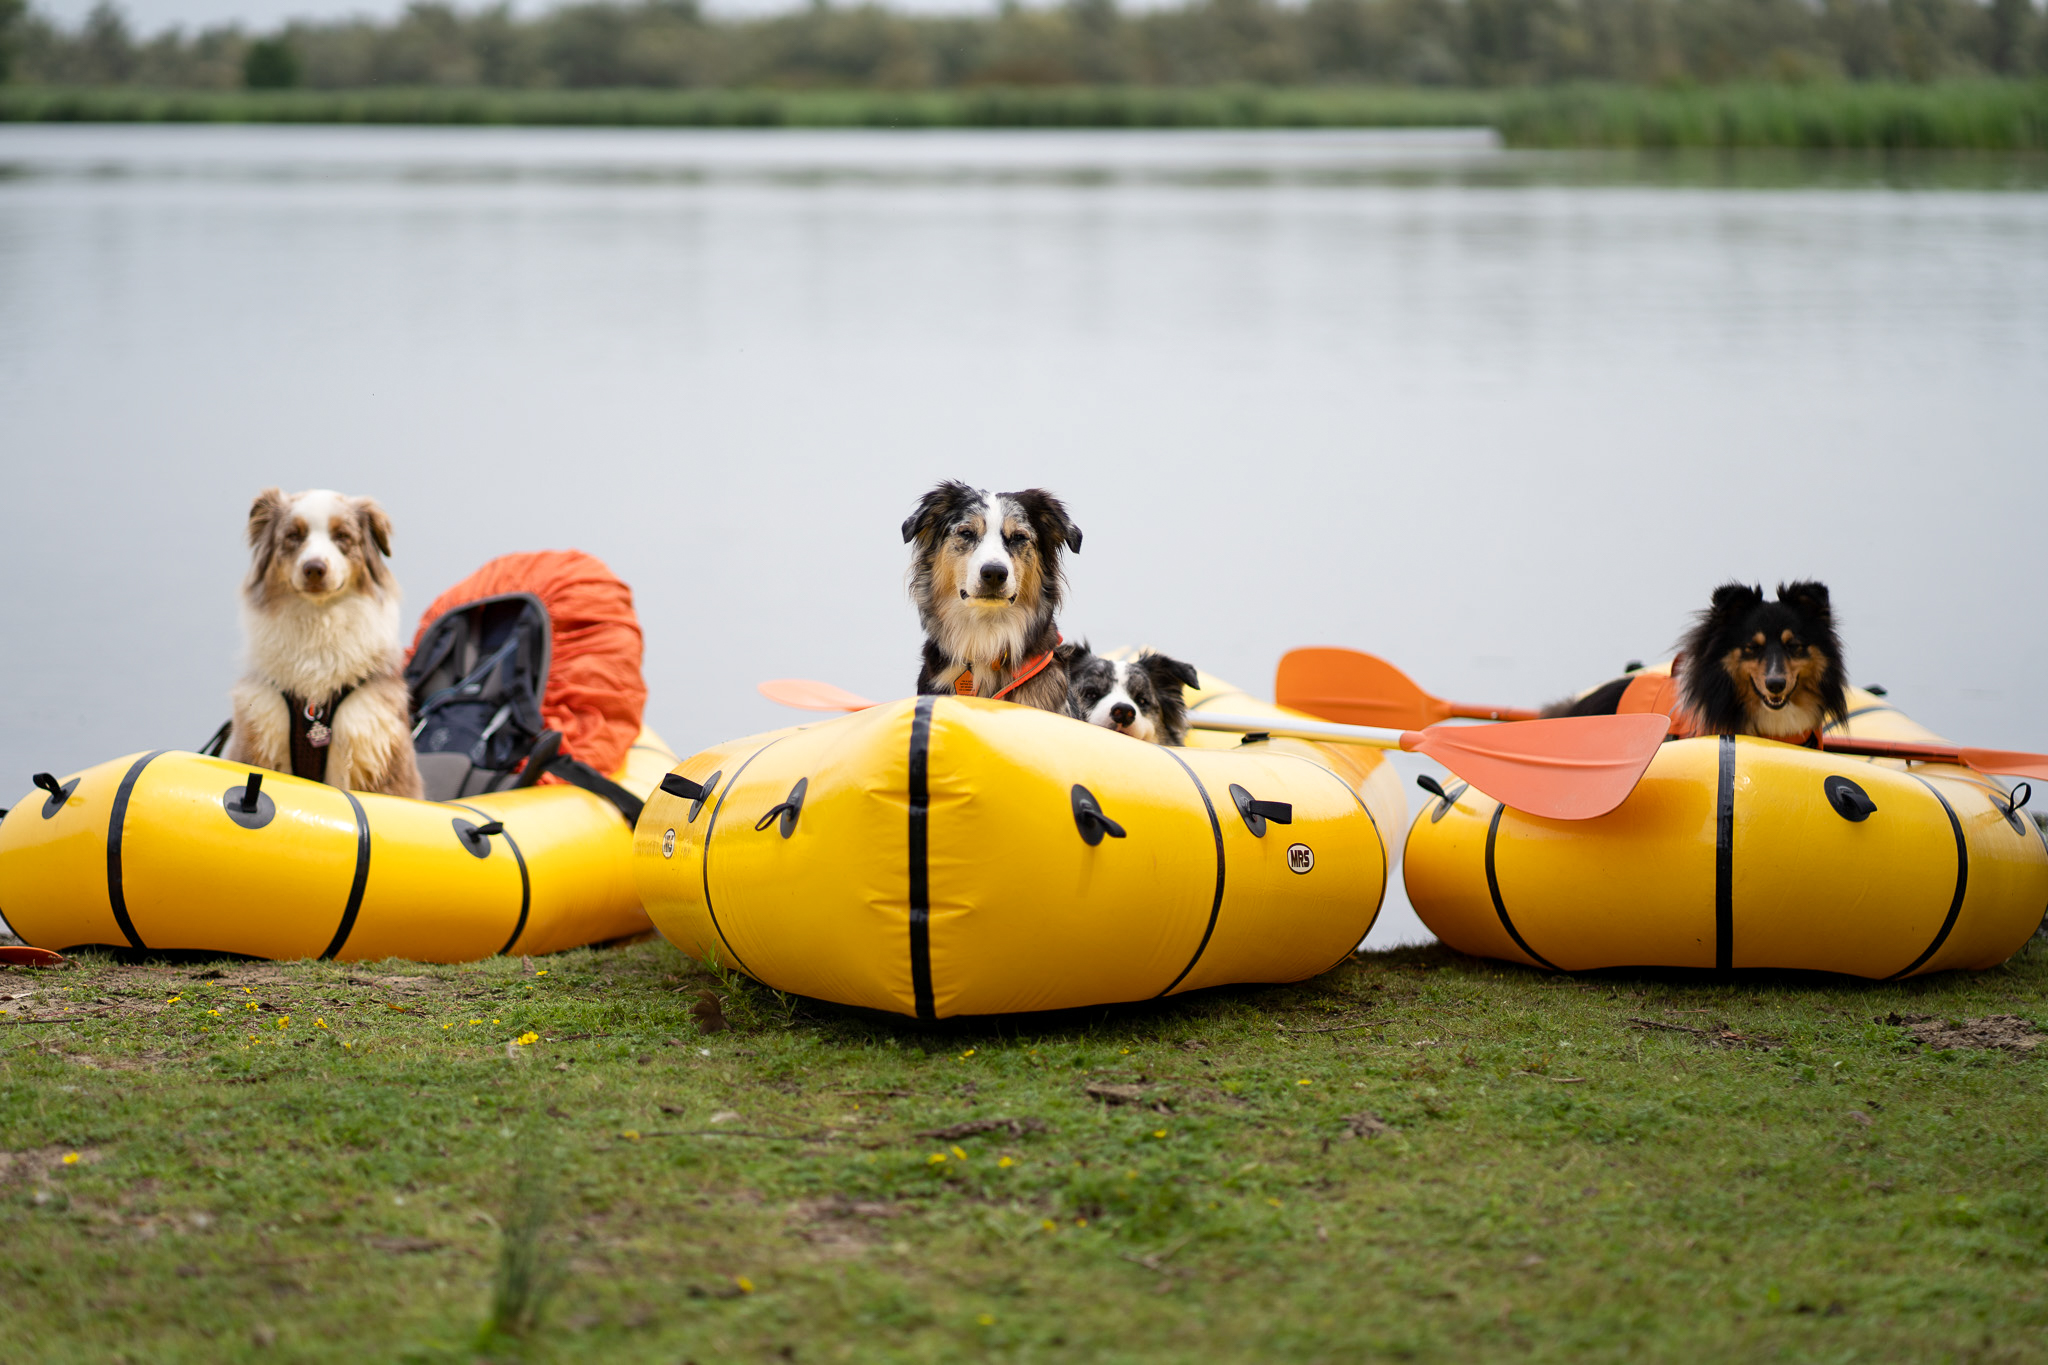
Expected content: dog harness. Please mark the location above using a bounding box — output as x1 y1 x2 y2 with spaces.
1617 661 1820 747
282 686 355 784
952 636 1062 701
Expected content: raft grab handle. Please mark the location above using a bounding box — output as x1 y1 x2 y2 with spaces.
222 773 277 830
454 818 505 857
32 772 79 820
1229 783 1293 837
1824 775 1877 823
660 770 722 823
1071 785 1127 846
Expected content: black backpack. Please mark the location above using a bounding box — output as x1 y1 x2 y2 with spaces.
204 591 643 825
403 592 642 824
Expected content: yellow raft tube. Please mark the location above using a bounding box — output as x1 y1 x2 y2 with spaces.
1405 677 2048 977
0 732 674 961
635 673 1407 1018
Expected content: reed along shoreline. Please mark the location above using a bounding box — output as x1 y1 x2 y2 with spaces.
2 80 2045 150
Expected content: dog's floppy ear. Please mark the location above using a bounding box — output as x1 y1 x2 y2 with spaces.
1777 579 1830 622
245 487 291 586
1005 488 1081 556
903 481 977 547
355 497 394 558
1708 582 1763 615
1142 651 1201 693
247 487 289 548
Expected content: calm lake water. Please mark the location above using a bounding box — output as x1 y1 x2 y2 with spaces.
4 125 2046 947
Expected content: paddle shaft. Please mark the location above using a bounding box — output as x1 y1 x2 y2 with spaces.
1186 711 1416 751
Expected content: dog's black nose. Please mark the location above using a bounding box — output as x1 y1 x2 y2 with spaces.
977 561 1009 588
1110 703 1136 727
301 558 328 583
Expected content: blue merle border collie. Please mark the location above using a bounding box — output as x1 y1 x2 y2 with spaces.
1058 642 1201 745
902 481 1082 715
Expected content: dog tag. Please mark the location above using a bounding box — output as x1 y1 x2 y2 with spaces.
307 721 332 748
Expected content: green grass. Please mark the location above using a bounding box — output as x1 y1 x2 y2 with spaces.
2 80 2044 149
2 937 2045 1362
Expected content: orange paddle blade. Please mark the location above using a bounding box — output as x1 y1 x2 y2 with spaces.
0 946 67 968
758 679 878 712
1960 749 2048 783
1278 647 1540 728
1403 713 1671 821
1279 648 1450 728
1820 735 2048 784
1187 709 1668 821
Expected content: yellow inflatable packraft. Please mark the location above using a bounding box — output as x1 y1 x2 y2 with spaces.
0 731 674 961
1404 680 2048 976
635 675 1405 1018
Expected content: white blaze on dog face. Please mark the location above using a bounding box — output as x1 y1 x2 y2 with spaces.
283 490 354 595
1069 656 1158 742
245 486 395 608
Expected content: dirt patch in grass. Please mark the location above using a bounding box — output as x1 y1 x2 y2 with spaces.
1883 1012 2043 1053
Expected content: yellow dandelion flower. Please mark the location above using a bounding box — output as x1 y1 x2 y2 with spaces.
1297 1079 1312 1086
315 1019 326 1028
620 1130 640 1141
443 1022 453 1029
951 1145 967 1161
927 1152 947 1165
998 1156 1015 1169
958 1048 975 1059
1153 1129 1167 1138
242 986 252 993
977 1313 995 1327
166 995 181 1003
207 1009 220 1017
735 1276 755 1294
342 1040 352 1049
491 1019 500 1025
245 1001 260 1011
514 1032 539 1046
1075 1218 1088 1228
536 970 548 977
469 1019 480 1025
1041 1219 1057 1232
61 1152 80 1165
277 1016 289 1028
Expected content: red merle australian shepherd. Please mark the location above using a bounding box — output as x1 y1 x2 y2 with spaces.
902 481 1082 715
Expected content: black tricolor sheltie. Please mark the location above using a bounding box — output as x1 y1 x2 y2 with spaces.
1549 580 1848 741
901 481 1082 715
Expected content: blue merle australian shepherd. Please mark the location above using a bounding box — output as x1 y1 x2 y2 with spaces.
903 482 1083 715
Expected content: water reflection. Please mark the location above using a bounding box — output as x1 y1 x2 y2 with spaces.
3 126 2044 947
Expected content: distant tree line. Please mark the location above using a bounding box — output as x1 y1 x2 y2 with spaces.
5 0 2044 92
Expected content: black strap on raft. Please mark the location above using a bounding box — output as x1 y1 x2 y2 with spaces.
544 755 644 828
199 720 231 758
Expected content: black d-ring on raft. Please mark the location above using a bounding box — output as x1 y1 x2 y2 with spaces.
1824 775 1877 823
1228 783 1292 837
1070 784 1126 846
755 777 807 838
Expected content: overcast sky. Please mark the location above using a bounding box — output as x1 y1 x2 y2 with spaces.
34 0 1012 36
